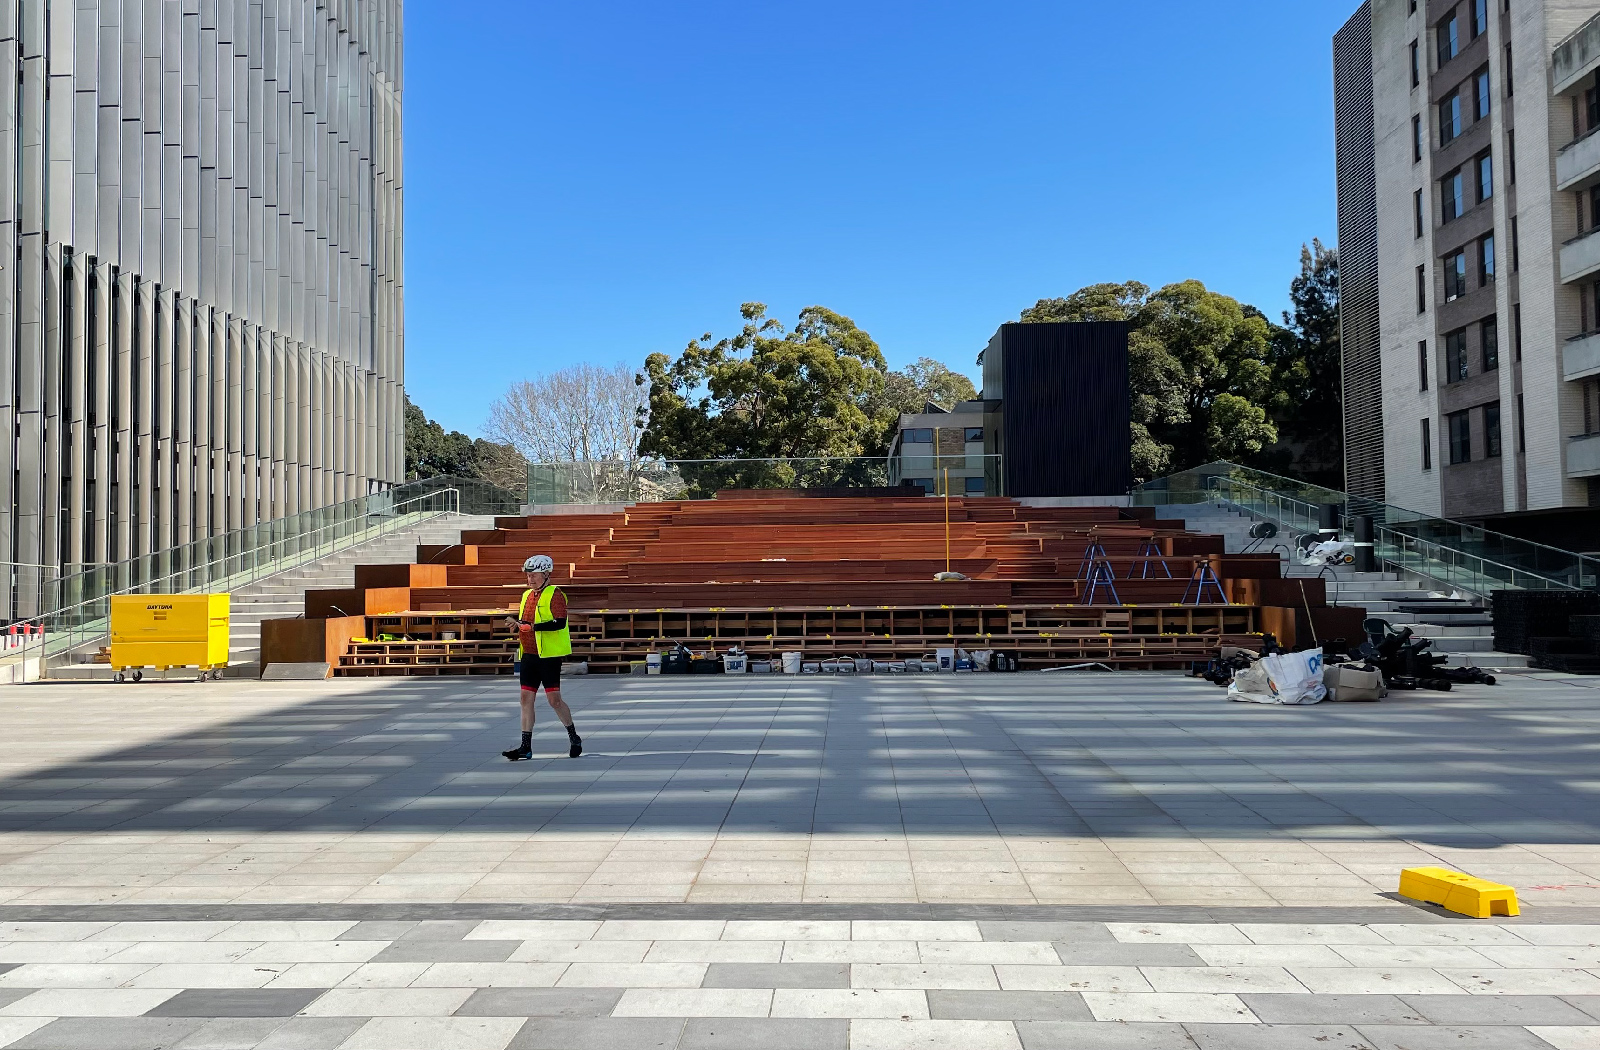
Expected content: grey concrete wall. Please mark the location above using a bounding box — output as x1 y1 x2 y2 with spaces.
0 0 404 577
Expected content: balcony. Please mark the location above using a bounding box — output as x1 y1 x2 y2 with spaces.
1561 227 1600 283
1559 127 1600 190
1567 331 1600 381
1569 432 1600 478
1555 11 1600 95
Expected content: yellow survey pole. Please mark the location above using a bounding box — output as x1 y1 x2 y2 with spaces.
944 468 951 574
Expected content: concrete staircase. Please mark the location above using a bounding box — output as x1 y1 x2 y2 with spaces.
225 513 497 676
1169 502 1528 670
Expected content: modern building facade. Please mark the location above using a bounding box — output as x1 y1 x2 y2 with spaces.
0 0 405 578
1335 0 1600 543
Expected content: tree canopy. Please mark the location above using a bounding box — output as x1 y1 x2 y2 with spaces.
1018 280 1277 479
1263 241 1342 486
874 357 979 417
404 396 526 491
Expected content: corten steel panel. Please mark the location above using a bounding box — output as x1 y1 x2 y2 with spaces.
992 321 1131 497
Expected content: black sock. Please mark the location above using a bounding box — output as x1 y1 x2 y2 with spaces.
521 731 532 749
566 724 580 740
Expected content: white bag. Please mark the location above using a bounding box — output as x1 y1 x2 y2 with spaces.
1234 648 1326 705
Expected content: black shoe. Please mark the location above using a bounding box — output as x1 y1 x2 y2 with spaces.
503 745 532 761
568 736 583 759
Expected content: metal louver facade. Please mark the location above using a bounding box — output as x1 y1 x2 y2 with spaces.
0 0 405 575
1333 2 1386 502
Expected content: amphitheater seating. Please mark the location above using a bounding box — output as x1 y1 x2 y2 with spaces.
258 494 1339 676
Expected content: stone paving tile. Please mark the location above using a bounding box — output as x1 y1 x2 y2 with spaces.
0 987 178 1015
643 940 782 963
1286 967 1468 995
849 1017 1021 1049
701 962 848 988
145 987 325 1017
678 1016 849 1050
455 987 624 1017
1439 968 1600 995
337 1016 526 1050
1399 993 1596 1025
1014 1020 1199 1049
1355 1024 1559 1048
169 1016 286 1049
613 987 774 1017
504 1016 686 1050
1565 996 1600 1022
994 964 1151 993
370 939 518 963
927 989 1092 1021
781 940 920 963
408 962 569 987
1140 966 1310 994
1082 992 1257 1024
851 963 998 990
1186 1023 1378 1049
1239 992 1425 1024
0 1020 52 1049
0 988 37 1009
769 987 930 1019
299 986 472 1016
6 1017 206 1050
1528 1027 1600 1050
557 962 708 988
979 922 1116 943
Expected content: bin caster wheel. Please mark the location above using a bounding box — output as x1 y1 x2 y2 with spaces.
114 672 125 683
210 669 224 681
131 669 143 682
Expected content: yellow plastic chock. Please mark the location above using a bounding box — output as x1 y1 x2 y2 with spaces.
1398 866 1520 918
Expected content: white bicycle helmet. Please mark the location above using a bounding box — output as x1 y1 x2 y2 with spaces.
522 555 555 574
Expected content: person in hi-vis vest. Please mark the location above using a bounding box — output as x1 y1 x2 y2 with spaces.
501 554 583 761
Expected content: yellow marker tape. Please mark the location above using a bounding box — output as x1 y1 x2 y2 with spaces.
1399 867 1519 918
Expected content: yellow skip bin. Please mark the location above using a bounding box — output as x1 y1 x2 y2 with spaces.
109 594 231 681
1399 866 1519 918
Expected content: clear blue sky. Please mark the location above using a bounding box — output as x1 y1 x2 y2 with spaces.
404 1 1356 437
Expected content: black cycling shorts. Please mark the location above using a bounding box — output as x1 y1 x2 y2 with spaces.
518 655 563 691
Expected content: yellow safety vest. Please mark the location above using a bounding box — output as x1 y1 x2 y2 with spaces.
519 586 572 660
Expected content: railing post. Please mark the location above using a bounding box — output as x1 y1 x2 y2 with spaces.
1353 515 1375 572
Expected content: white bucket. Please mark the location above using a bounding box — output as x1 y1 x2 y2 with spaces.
782 652 803 675
723 654 748 674
646 652 663 675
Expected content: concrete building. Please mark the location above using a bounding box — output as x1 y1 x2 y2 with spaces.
888 400 992 496
1335 0 1600 546
0 0 405 578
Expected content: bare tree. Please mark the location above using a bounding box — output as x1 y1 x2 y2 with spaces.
485 363 655 502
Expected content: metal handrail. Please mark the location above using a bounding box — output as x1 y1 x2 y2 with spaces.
34 487 470 673
1206 477 1581 598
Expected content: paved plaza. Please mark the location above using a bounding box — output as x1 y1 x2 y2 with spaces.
2 670 1600 1046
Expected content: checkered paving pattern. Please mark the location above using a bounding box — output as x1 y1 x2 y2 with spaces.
4 917 1600 1048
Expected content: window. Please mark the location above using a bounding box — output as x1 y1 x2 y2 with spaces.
1442 171 1464 222
1443 250 1467 301
1422 418 1433 470
1473 0 1488 37
1477 154 1493 202
1481 316 1499 370
1448 410 1472 464
1480 233 1495 284
1513 302 1522 359
1446 328 1469 381
962 427 983 443
1417 265 1428 312
1440 94 1462 144
1414 189 1425 237
1508 130 1516 183
1412 40 1421 87
1511 215 1518 271
1419 340 1430 390
1475 70 1491 120
1517 392 1525 451
1589 82 1600 132
910 478 934 493
904 428 933 444
1505 44 1513 96
1438 13 1459 68
963 476 985 496
1414 115 1425 162
1485 402 1502 457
